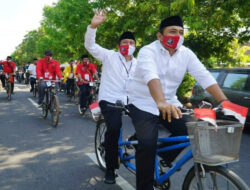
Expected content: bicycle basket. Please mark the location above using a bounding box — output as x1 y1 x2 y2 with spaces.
186 120 242 166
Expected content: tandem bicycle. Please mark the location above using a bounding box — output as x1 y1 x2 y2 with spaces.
94 101 249 190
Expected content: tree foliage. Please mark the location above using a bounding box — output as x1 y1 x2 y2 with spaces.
11 0 250 98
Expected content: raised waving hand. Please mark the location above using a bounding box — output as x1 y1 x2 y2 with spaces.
91 9 107 28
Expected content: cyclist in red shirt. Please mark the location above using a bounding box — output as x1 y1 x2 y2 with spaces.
76 54 99 113
0 56 16 94
36 50 62 105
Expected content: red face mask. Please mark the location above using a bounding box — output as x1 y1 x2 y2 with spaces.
45 56 52 62
83 61 89 67
119 44 135 56
162 35 184 50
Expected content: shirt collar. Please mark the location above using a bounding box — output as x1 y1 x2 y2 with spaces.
118 52 134 63
156 40 182 56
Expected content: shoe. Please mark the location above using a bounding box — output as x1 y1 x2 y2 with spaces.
38 104 43 108
104 170 116 184
30 89 33 92
37 102 43 108
81 107 87 114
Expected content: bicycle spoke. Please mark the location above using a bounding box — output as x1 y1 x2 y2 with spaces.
210 172 218 190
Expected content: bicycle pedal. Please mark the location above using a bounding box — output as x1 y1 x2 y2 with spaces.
123 152 131 158
160 160 172 168
125 144 134 149
160 160 181 171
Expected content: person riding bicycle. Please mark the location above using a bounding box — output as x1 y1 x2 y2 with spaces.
27 58 37 92
0 56 16 94
0 62 5 88
84 10 137 184
36 50 62 106
25 63 30 84
63 60 77 96
127 16 229 190
76 55 99 114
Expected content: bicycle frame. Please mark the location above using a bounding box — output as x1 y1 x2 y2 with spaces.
118 130 193 185
43 80 58 107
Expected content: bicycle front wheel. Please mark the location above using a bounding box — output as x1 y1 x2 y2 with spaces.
6 82 11 101
182 165 249 190
42 102 48 119
50 95 60 127
74 86 80 105
33 88 37 97
95 119 107 171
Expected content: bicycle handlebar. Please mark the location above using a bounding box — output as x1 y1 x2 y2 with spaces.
42 80 61 82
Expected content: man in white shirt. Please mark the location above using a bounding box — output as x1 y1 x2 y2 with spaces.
84 10 137 184
128 16 228 190
27 58 37 92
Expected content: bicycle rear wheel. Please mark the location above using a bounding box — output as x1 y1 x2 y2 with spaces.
95 119 107 171
50 95 60 127
182 165 249 190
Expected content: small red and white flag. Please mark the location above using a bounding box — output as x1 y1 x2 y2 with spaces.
222 101 249 126
194 108 217 128
89 101 101 115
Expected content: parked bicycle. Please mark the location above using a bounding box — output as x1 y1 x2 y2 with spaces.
94 101 249 190
41 80 60 127
78 80 100 115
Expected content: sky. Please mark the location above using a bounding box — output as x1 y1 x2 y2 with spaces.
0 0 58 60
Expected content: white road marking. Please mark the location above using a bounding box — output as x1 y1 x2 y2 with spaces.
86 153 136 190
28 98 41 110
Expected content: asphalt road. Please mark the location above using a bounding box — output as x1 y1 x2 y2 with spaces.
0 83 249 190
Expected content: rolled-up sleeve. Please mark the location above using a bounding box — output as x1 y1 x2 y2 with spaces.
137 47 159 84
84 25 111 63
187 50 217 89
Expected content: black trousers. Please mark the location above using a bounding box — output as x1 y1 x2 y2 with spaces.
128 104 193 190
30 77 36 91
0 74 5 87
66 78 74 95
38 81 47 104
99 100 122 170
79 84 90 109
11 83 14 93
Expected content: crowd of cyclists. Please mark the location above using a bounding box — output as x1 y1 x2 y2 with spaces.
0 52 99 114
0 11 249 190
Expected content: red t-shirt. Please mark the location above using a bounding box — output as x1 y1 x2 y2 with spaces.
0 61 16 74
36 58 62 80
76 63 97 85
0 61 16 83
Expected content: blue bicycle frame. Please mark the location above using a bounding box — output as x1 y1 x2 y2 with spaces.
118 130 193 185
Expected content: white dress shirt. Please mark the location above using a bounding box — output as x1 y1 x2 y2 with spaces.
27 64 36 78
128 40 217 116
84 25 137 104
